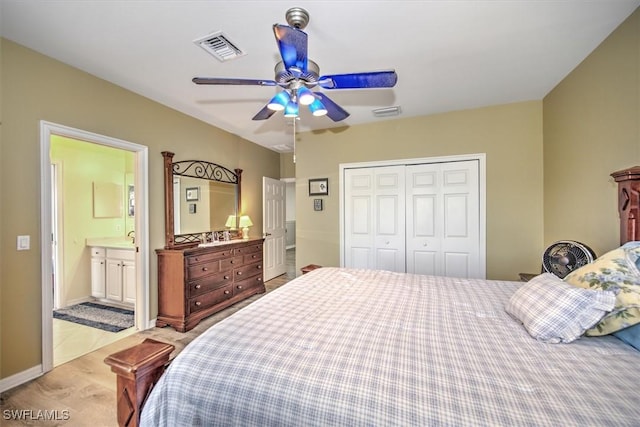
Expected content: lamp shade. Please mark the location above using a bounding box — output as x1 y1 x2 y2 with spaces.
284 100 299 118
238 215 253 228
308 99 328 116
267 91 290 111
225 215 236 228
297 86 315 106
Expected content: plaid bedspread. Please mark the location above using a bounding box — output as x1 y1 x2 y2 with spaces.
141 268 640 426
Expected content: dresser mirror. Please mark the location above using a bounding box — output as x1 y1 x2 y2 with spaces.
162 151 242 248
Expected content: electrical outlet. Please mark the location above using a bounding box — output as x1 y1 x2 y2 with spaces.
17 235 30 251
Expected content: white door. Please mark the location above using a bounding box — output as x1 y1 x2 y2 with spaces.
344 166 406 272
263 177 286 281
406 160 480 278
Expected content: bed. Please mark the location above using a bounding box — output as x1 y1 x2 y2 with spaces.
105 166 640 426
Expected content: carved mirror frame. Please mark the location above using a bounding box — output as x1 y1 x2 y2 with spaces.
162 151 242 248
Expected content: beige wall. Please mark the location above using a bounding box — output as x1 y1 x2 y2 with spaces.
294 101 544 281
0 40 280 378
543 8 640 256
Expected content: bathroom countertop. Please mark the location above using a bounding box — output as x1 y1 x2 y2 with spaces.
86 237 135 250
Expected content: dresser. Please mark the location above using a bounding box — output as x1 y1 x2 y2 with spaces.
156 238 265 332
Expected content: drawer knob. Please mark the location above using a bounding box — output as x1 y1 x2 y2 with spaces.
194 257 199 262
237 285 243 290
237 271 243 276
224 290 230 295
195 284 201 289
230 260 234 264
195 301 202 307
202 267 208 271
257 277 263 282
252 254 257 258
224 275 230 280
257 265 262 269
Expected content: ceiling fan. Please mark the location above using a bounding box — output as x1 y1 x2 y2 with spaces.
192 7 398 122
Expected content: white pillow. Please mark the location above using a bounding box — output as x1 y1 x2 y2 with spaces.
505 273 615 343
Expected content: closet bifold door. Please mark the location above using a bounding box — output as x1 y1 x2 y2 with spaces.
405 161 480 278
343 166 406 272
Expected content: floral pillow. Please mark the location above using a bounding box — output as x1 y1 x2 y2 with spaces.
563 241 640 336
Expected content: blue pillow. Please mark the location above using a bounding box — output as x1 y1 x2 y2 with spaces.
613 323 640 351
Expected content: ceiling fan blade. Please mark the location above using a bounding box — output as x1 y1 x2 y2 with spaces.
318 70 398 89
193 77 277 86
315 92 350 122
273 24 308 73
252 104 278 121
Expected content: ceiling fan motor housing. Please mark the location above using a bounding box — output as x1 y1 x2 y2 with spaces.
285 7 310 29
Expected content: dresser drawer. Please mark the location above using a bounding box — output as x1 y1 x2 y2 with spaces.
234 275 264 295
243 252 262 264
186 249 234 266
187 260 223 281
188 272 233 298
188 286 234 314
234 243 263 256
234 260 263 280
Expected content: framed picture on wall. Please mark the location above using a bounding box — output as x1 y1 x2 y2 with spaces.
185 187 199 201
309 178 329 196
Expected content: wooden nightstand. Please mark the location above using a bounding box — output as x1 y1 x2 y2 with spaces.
301 264 322 274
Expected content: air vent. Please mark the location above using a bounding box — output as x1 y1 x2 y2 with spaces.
194 31 246 62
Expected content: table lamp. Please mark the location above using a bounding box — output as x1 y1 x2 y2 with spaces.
239 215 253 239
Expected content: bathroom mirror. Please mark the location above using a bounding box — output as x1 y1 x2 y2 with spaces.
162 151 241 248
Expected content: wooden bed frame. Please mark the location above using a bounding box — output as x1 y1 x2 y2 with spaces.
104 166 640 427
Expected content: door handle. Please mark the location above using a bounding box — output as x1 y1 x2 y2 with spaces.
264 232 272 237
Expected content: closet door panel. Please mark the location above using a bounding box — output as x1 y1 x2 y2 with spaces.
344 169 375 269
373 167 405 272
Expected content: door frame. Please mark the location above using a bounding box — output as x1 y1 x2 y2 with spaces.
339 153 486 278
262 176 287 281
40 120 150 373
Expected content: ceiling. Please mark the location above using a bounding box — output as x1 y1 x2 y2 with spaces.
2 1 639 152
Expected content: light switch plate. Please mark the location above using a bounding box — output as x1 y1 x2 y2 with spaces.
17 235 30 251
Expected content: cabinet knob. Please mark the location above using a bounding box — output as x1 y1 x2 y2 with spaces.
202 267 208 271
195 284 201 289
224 275 230 280
230 260 234 264
257 277 263 282
224 290 230 295
237 285 243 290
237 271 243 276
195 301 202 307
257 265 262 269
251 254 257 258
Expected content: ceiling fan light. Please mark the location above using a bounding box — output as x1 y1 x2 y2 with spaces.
284 101 299 117
267 91 290 111
308 99 327 116
297 86 315 106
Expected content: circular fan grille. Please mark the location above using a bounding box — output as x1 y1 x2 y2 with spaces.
542 240 596 278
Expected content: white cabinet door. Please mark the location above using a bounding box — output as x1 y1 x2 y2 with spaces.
105 259 123 301
122 260 136 305
90 257 106 298
406 160 480 278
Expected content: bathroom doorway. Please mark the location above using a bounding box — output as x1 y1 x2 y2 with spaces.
40 121 150 372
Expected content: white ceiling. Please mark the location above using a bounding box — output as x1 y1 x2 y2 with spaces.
2 1 639 152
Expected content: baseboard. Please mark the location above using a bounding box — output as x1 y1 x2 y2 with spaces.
0 365 43 393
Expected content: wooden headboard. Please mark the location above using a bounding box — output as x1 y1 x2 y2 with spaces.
611 166 640 245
